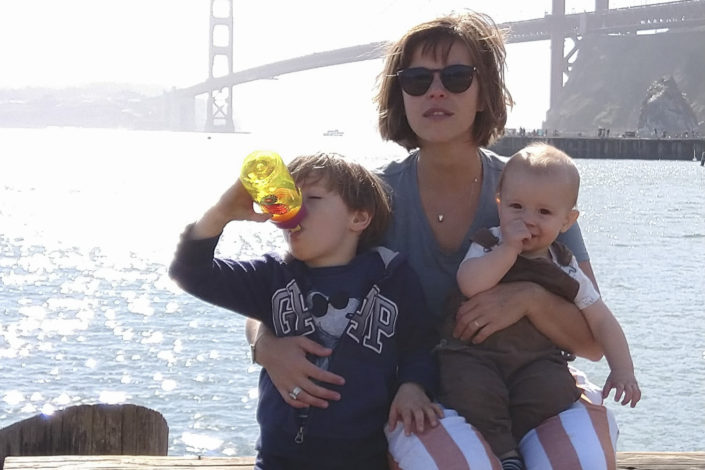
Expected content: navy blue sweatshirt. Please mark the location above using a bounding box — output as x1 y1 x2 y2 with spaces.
169 226 438 466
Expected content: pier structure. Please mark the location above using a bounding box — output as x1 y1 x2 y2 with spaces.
489 134 705 160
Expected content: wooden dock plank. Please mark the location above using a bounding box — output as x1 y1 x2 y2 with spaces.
617 452 705 469
3 455 255 469
4 453 705 469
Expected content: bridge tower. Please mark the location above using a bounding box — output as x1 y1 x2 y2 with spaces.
549 0 609 112
549 0 566 111
206 0 234 132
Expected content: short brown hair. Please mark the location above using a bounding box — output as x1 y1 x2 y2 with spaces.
375 11 514 150
500 143 581 207
287 152 391 252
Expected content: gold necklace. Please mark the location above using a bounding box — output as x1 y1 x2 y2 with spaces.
436 176 479 223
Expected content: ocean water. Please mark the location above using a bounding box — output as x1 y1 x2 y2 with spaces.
0 128 703 455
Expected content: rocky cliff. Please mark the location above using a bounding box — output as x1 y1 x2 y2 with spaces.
544 29 705 135
637 76 699 135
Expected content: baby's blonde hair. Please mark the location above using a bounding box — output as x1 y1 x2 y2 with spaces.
499 143 580 207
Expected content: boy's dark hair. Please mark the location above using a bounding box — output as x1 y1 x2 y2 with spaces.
288 152 391 252
375 11 514 150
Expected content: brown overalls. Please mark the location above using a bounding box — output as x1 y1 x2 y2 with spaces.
436 228 583 456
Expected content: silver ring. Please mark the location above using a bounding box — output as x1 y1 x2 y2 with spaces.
288 386 302 400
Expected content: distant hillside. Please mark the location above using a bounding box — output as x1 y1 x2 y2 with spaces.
0 84 167 130
544 29 705 134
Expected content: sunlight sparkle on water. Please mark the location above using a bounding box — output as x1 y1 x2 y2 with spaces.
54 393 71 406
4 391 24 406
240 388 259 404
142 331 163 344
20 403 36 413
112 326 135 341
40 317 88 336
157 350 176 363
99 390 128 404
19 305 46 319
181 432 223 452
128 297 155 316
161 379 177 392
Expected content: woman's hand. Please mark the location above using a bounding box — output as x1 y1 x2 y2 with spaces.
453 281 601 359
387 383 443 436
453 282 533 343
255 330 346 409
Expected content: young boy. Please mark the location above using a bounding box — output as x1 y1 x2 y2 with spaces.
169 152 442 470
438 143 641 470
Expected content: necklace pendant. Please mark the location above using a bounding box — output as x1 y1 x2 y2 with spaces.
437 214 444 223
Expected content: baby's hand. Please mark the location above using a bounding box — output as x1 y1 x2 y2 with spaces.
602 369 641 408
387 383 443 436
500 219 531 253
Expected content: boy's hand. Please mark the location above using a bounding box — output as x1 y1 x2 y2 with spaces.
602 369 641 407
191 180 270 239
387 383 443 436
213 179 272 224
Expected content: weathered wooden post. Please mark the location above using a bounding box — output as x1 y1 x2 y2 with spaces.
0 404 168 469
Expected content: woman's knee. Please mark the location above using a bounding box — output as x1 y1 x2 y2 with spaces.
519 400 618 470
386 408 501 470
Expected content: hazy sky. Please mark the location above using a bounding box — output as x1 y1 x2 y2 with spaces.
0 0 673 128
0 0 669 88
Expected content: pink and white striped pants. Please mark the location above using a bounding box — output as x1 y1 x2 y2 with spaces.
386 368 618 470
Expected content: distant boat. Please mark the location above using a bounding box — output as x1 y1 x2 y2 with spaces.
323 129 344 137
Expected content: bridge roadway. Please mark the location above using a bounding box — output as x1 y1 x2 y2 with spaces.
175 0 705 99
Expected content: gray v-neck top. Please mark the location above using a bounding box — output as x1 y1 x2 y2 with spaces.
379 148 588 317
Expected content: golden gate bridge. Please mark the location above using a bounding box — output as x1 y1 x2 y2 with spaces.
165 0 705 132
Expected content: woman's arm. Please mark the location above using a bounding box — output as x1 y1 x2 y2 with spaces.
453 277 604 361
245 318 346 409
523 282 603 360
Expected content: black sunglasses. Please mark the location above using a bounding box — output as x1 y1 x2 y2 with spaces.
396 65 477 96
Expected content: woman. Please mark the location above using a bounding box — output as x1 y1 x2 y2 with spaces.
248 11 617 470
